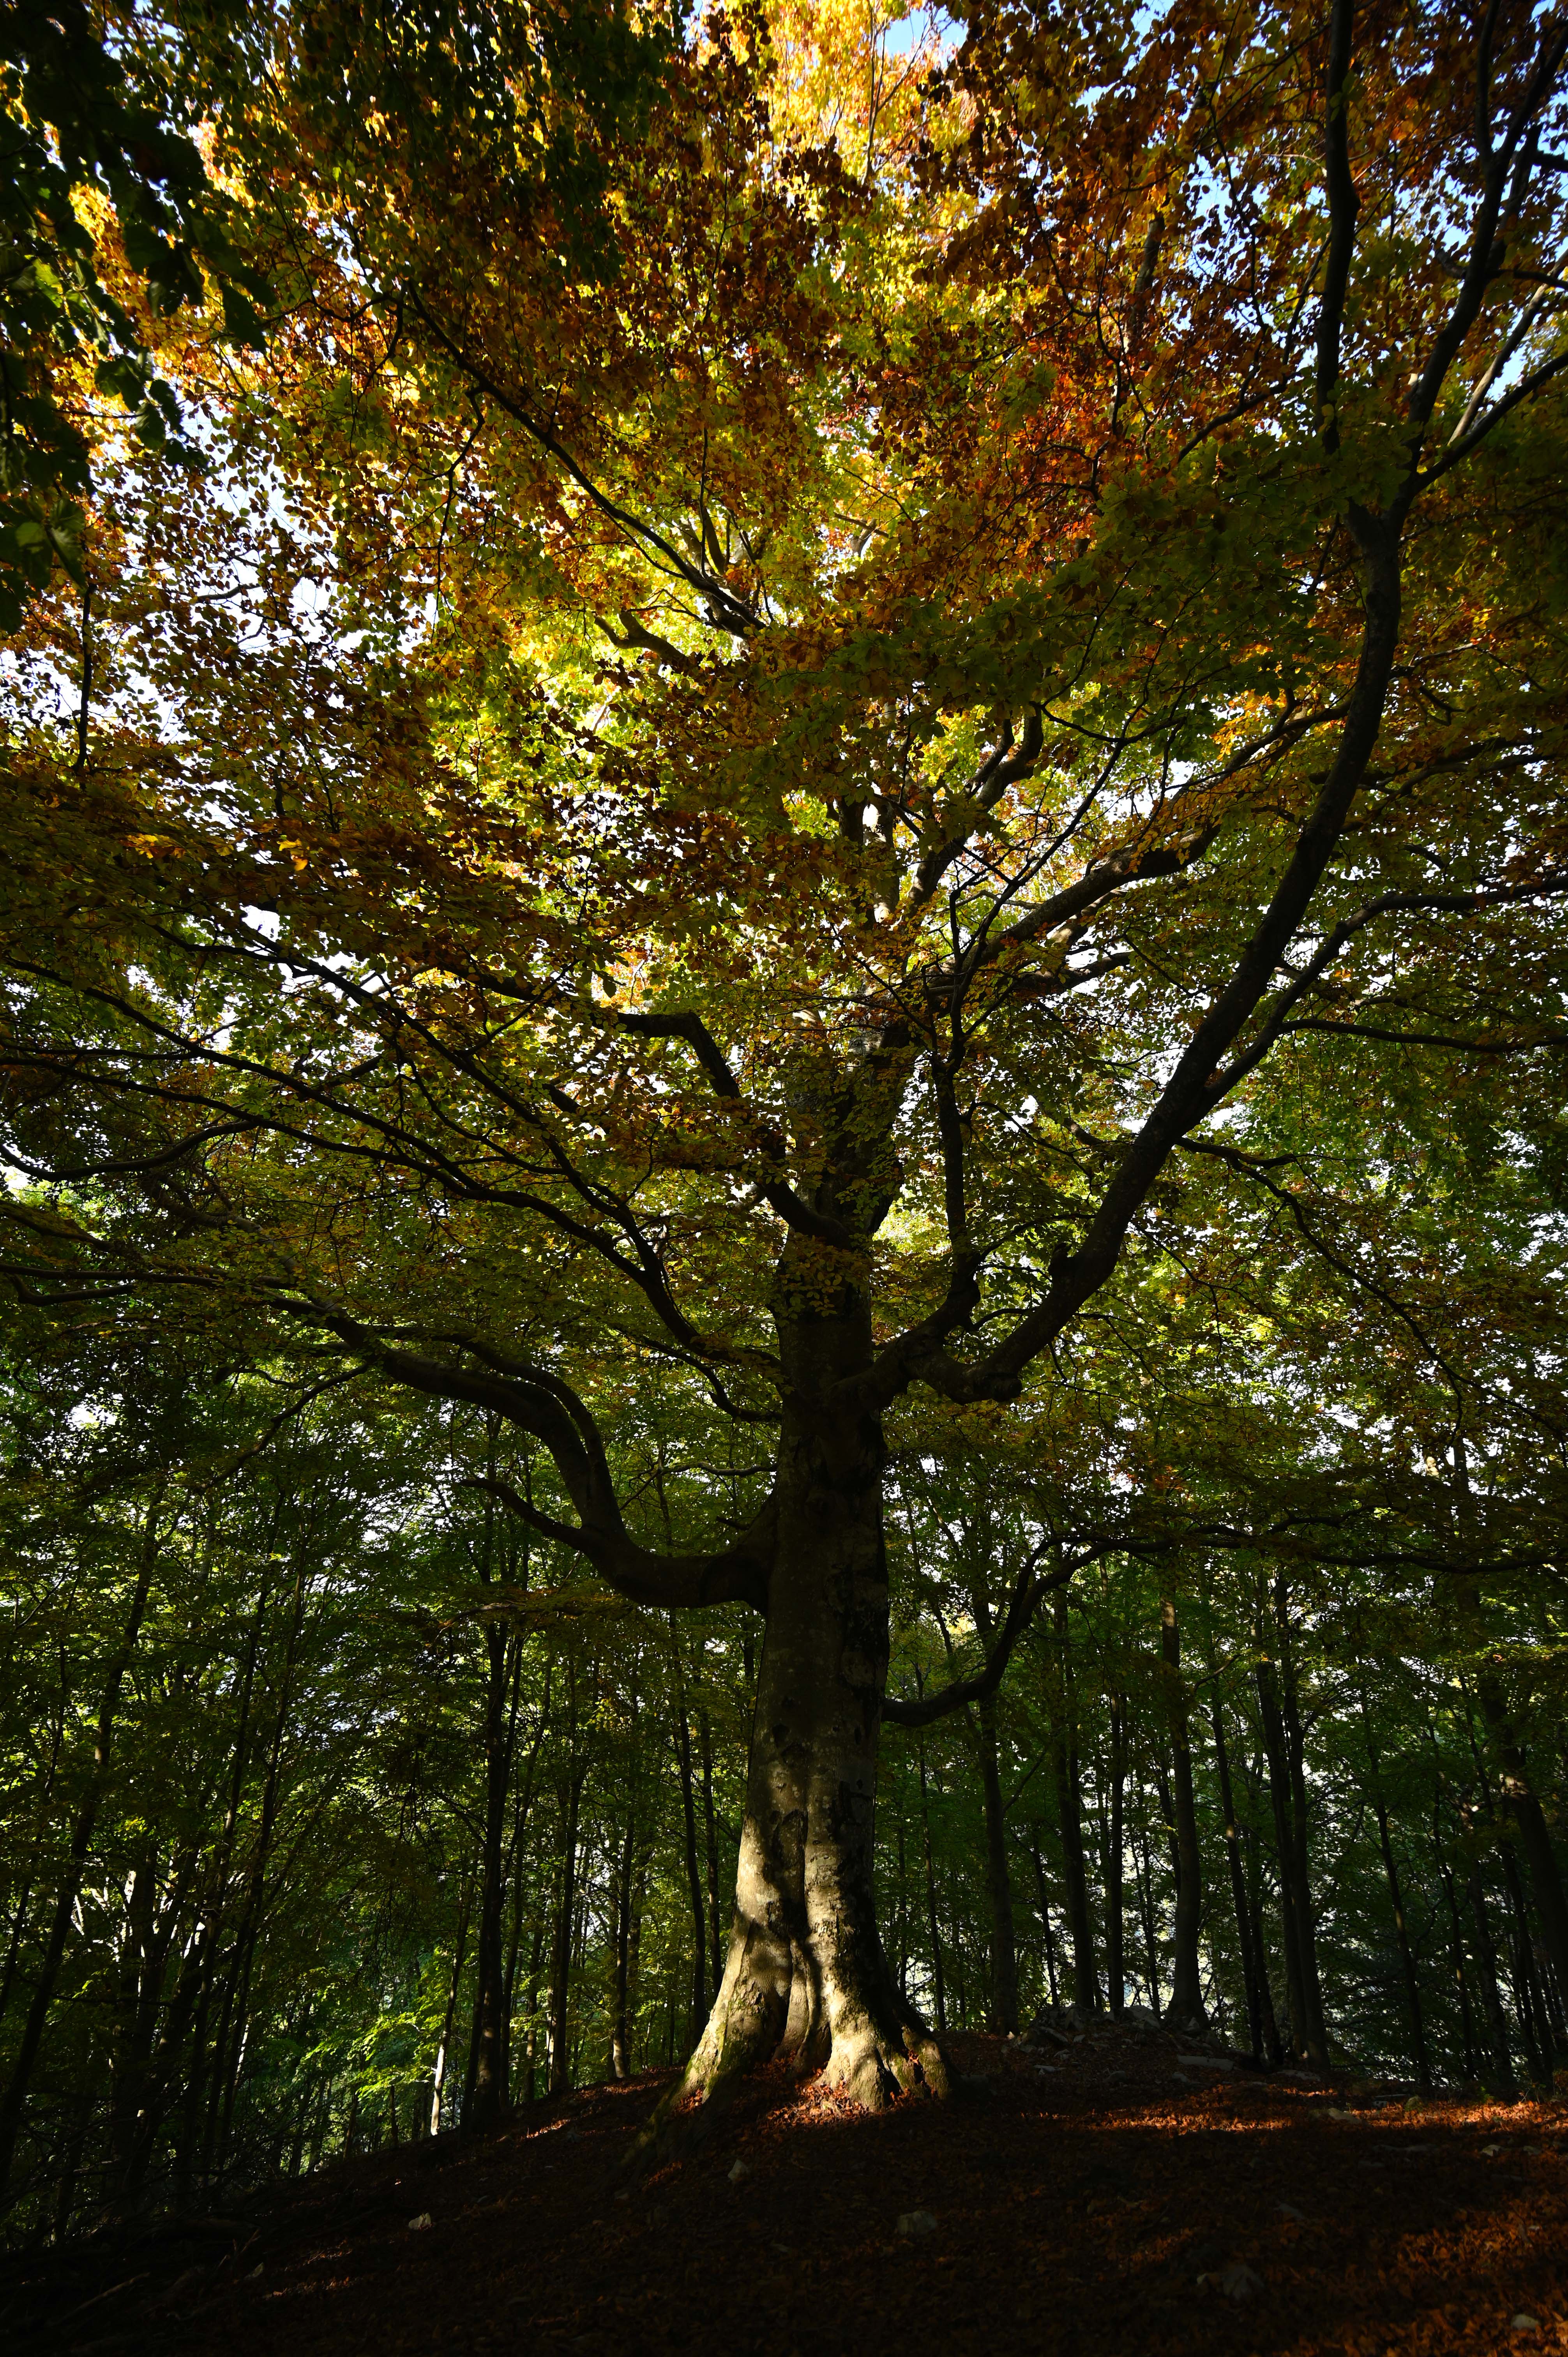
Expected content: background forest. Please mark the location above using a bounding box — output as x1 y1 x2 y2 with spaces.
2 0 1567 2261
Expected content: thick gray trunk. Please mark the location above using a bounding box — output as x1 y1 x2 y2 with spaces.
659 1290 943 2120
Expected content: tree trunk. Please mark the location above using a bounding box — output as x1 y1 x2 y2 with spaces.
916 1716 946 2034
1051 1591 1098 2011
1474 1675 1568 2057
1160 1599 1206 2028
698 1703 724 2004
975 1687 1018 2033
1029 1838 1061 2005
429 1873 474 2136
1276 1591 1329 2060
669 1618 709 2045
1210 1691 1264 2063
612 1798 636 2081
1467 1864 1516 2096
1105 1698 1127 2018
0 1487 162 2196
548 1754 587 2098
466 1621 520 2131
1360 1693 1431 2094
653 1289 944 2126
1131 1808 1161 2012
1255 1638 1326 2066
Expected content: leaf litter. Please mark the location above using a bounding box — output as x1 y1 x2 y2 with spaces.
3 2027 1564 2355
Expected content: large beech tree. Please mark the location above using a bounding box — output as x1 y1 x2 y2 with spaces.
4 0 1568 2120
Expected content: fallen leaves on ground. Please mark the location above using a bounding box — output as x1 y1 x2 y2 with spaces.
4 2025 1566 2356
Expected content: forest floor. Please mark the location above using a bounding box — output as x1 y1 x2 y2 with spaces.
4 2021 1566 2357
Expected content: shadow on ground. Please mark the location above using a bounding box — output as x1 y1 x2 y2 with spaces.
3 2028 1565 2355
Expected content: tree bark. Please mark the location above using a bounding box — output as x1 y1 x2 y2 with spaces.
1467 1862 1517 2096
1160 1599 1206 2028
1360 1691 1432 2094
429 1871 474 2136
1277 1594 1329 2059
1474 1675 1568 2057
1051 1591 1098 2011
1210 1690 1264 2062
916 1715 946 2034
698 1702 725 2004
975 1687 1018 2033
466 1618 521 2131
669 1618 709 2045
1255 1625 1327 2067
646 1283 944 2133
1105 1698 1127 2018
0 1486 162 2196
548 1752 587 2098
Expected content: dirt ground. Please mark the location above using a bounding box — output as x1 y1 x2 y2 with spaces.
5 2023 1566 2357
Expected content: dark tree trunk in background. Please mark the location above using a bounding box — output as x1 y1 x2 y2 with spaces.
975 1686 1018 2034
467 1469 524 2131
431 1872 474 2134
670 1619 709 2044
1160 1600 1205 2028
1360 1692 1431 2094
549 1752 587 2098
1276 1591 1329 2060
0 1489 162 2197
1132 1809 1161 2011
465 1625 521 2129
1474 1676 1568 2057
1256 1624 1327 2067
1438 1853 1480 2082
1499 1844 1550 2082
1030 1839 1061 2006
1051 1592 1098 2011
698 1704 724 2003
612 1797 637 2081
1210 1692 1264 2063
1467 1864 1516 2096
521 1917 546 2105
917 1716 946 2035
1105 1698 1127 2018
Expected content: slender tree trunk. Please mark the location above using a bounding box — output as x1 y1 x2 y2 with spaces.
916 1719 946 2034
975 1688 1018 2033
0 1487 162 2196
1105 1698 1127 2018
1160 1599 1206 2028
1210 1693 1263 2062
1256 1647 1315 2062
1474 1677 1568 2056
1276 1592 1329 2060
698 1704 724 2004
548 1754 586 2098
1131 1808 1161 2011
1029 1839 1061 2007
466 1620 521 2131
1438 1855 1479 2082
521 1916 545 2106
429 1873 474 2136
1467 1864 1517 2096
1051 1592 1098 2011
669 1619 709 2045
1499 1843 1550 2083
612 1800 636 2081
1360 1693 1431 2093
